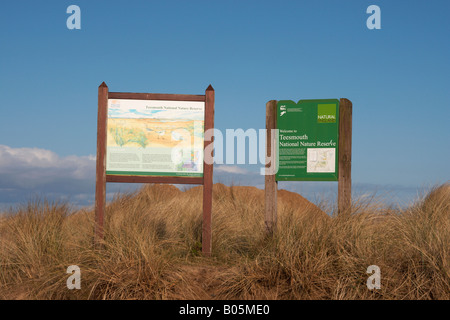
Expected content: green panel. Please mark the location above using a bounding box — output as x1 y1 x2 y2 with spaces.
276 99 339 181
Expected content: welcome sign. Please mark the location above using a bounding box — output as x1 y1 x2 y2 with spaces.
276 99 339 181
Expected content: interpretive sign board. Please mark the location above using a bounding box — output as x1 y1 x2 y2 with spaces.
106 99 205 177
95 82 215 256
276 99 339 181
265 98 352 233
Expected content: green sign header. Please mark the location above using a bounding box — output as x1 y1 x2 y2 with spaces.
276 99 339 181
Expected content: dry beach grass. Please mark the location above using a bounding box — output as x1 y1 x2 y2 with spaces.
0 183 448 300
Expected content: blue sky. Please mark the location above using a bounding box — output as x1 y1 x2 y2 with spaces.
0 0 449 209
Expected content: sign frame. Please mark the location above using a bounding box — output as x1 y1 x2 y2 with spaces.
95 82 215 256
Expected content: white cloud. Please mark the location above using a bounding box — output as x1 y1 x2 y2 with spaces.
214 165 249 175
0 145 95 186
0 145 58 169
0 145 142 209
0 145 98 208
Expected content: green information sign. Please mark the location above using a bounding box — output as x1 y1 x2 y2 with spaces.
276 99 339 181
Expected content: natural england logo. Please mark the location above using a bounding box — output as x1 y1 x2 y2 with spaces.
317 104 336 123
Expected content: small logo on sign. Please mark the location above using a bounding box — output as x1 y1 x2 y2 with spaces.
317 104 336 123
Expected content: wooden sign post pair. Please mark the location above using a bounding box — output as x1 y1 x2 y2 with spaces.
95 82 215 256
265 99 352 233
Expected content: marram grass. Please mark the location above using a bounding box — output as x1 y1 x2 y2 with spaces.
0 183 448 300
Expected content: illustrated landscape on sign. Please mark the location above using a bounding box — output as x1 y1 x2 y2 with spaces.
107 118 203 150
106 99 205 175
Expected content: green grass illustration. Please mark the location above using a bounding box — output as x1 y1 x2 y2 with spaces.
110 127 130 147
110 127 148 148
129 131 149 148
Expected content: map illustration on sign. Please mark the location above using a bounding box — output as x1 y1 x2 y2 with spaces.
106 99 205 177
307 148 336 173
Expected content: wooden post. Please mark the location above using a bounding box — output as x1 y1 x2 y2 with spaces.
94 82 108 245
338 98 352 216
202 85 215 256
265 100 278 234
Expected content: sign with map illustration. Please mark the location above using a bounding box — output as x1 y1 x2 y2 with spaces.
106 99 205 177
276 99 339 181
